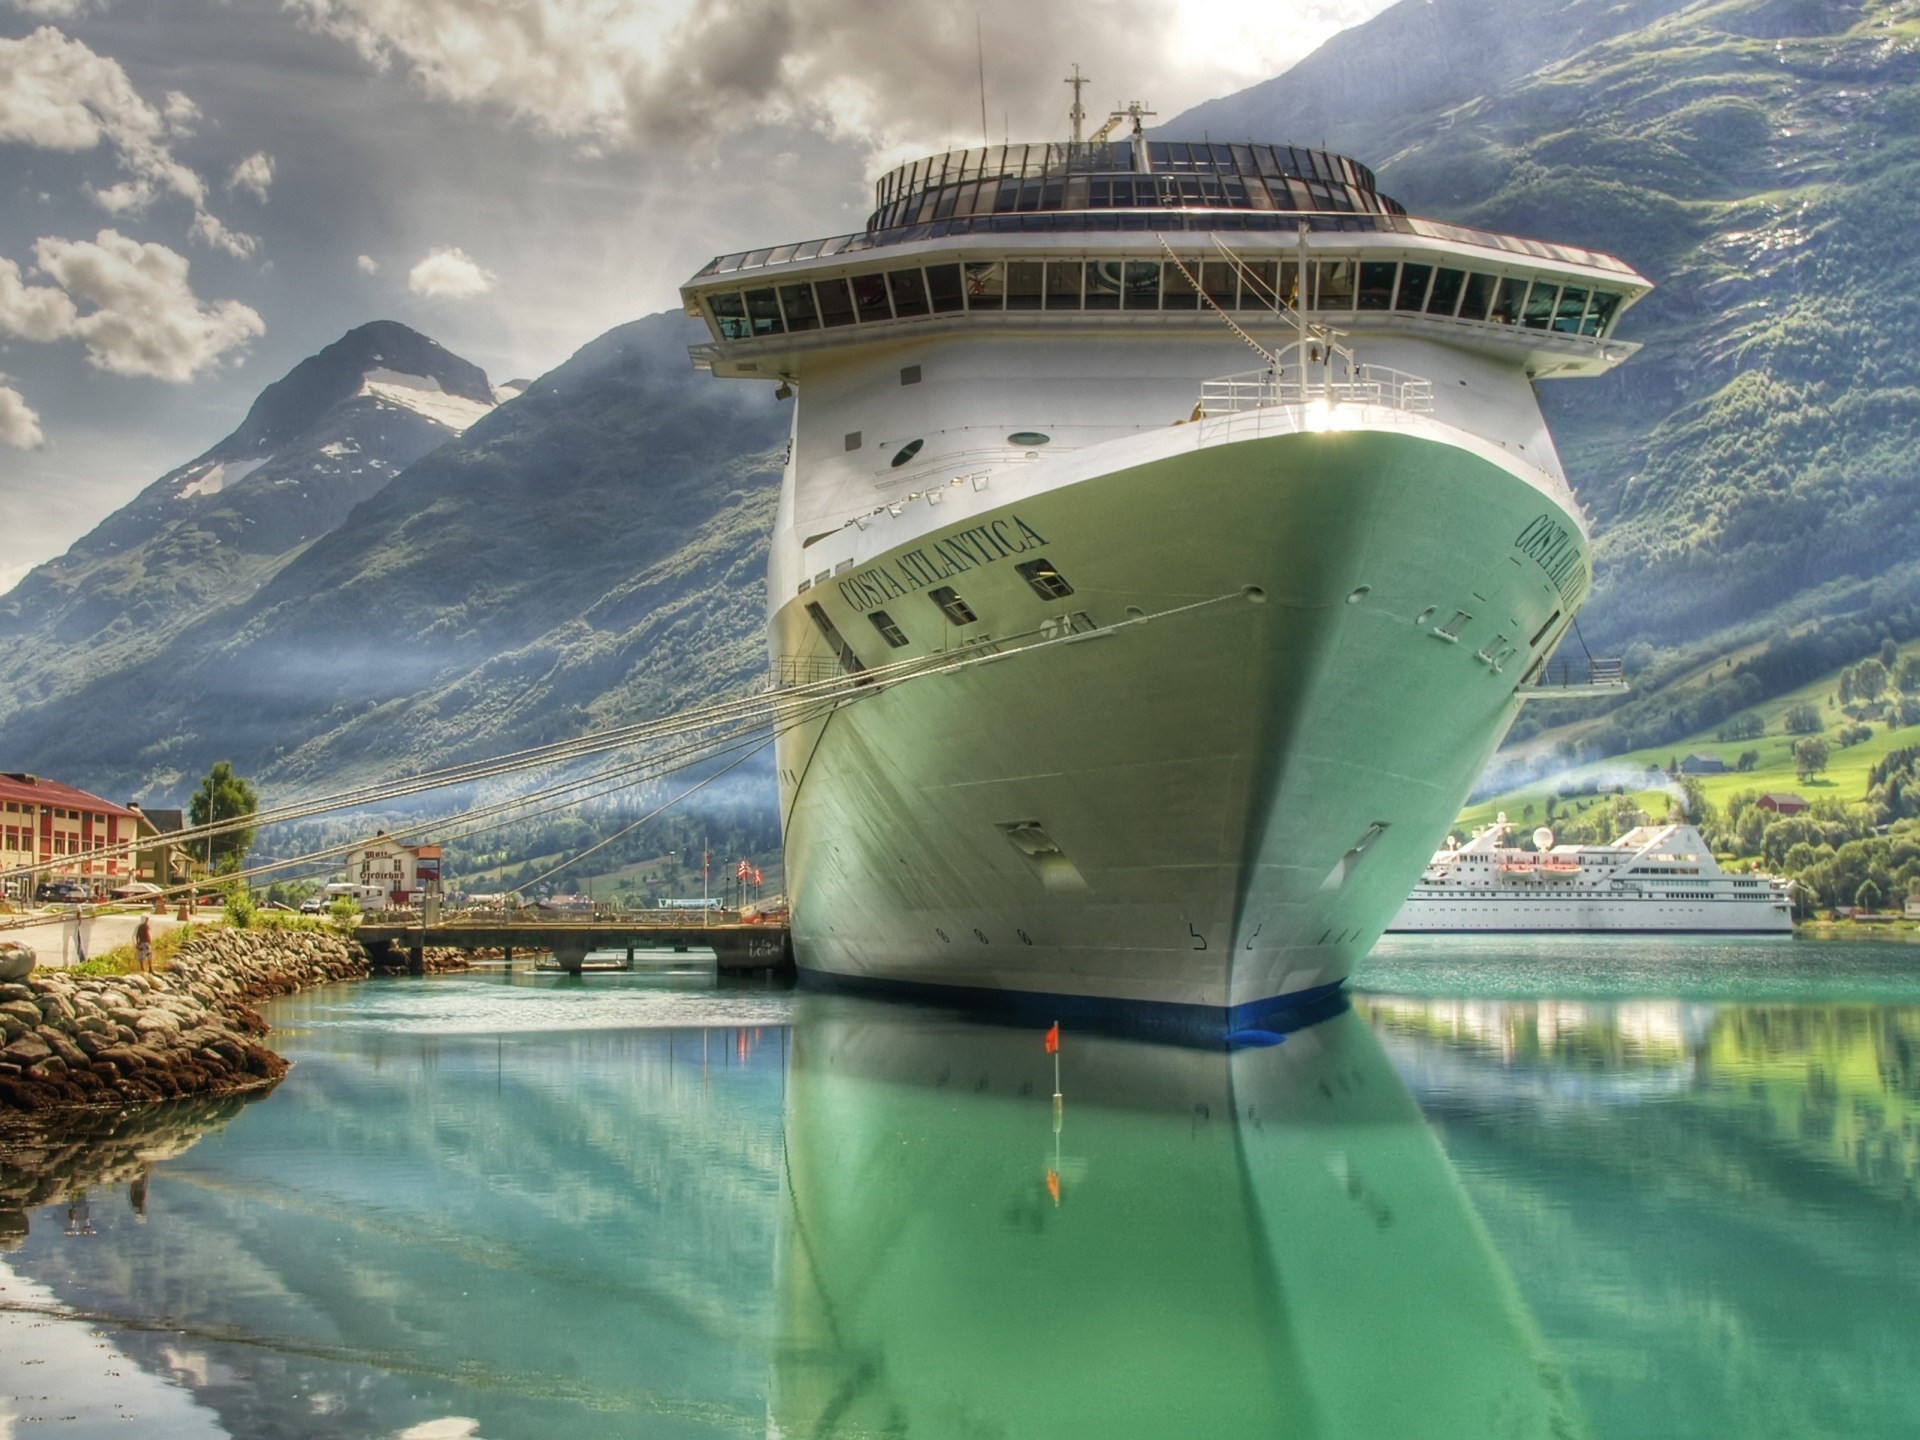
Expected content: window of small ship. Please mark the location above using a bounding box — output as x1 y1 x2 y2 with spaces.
1016 559 1074 599
706 257 1623 342
868 610 910 648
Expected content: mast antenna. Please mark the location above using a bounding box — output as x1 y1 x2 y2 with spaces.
976 15 989 146
1065 64 1090 144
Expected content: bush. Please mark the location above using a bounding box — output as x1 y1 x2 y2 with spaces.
222 885 258 929
1837 722 1874 748
328 897 362 931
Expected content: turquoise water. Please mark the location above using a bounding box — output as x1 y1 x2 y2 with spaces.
2 942 1919 1438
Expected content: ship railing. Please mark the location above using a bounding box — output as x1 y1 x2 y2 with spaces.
1519 656 1629 698
1196 364 1436 418
688 342 722 371
772 655 845 690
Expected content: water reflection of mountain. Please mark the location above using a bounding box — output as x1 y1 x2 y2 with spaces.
4 1021 789 1439
1358 994 1920 1440
775 1001 1583 1440
1362 996 1920 1208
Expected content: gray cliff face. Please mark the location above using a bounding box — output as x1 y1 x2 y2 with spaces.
0 311 787 802
0 322 499 729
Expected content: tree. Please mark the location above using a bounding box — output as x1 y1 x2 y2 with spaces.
1883 638 1900 669
1737 749 1760 772
1839 668 1854 705
1784 702 1823 734
1856 658 1888 703
1793 736 1830 780
1855 879 1882 913
1898 657 1920 695
187 761 258 874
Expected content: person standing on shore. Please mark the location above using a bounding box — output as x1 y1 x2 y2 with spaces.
135 915 153 973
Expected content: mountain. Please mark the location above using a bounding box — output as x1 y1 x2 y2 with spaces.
0 312 787 799
1179 0 1920 659
0 321 503 726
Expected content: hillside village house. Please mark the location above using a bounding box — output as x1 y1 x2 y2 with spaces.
343 833 442 908
0 772 141 900
1755 792 1811 816
1681 753 1727 775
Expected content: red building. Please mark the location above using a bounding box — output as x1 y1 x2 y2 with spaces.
0 772 140 898
1754 792 1810 816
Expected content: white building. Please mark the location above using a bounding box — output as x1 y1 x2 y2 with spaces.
342 834 442 908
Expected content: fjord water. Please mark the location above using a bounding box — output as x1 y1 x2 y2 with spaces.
2 942 1918 1438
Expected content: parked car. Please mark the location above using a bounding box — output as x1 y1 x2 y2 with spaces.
298 895 329 914
35 880 90 904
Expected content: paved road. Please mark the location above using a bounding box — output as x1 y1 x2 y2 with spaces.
1 911 207 969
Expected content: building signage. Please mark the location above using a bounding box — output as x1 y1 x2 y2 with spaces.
835 515 1049 613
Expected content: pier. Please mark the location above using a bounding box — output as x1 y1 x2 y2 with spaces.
354 918 792 977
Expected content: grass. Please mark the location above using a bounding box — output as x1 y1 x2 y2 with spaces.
1463 640 1920 834
72 925 190 977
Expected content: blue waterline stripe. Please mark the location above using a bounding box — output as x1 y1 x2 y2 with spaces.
795 967 1350 1047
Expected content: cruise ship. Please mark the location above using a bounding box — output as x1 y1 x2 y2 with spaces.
1389 819 1793 933
680 90 1651 1033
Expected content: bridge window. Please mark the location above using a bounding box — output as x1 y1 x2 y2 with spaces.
1200 261 1238 309
853 273 892 322
1237 260 1279 309
1426 267 1466 315
1085 260 1123 310
868 609 910 648
1314 261 1356 309
1395 263 1433 310
709 291 748 340
745 288 784 335
1017 558 1074 599
1588 290 1622 336
890 438 924 467
1357 261 1396 310
929 586 979 625
1006 261 1045 310
779 283 819 331
1553 286 1590 335
1046 261 1084 309
965 261 1005 309
926 263 966 312
1162 261 1200 310
889 268 931 318
817 277 856 327
1458 272 1496 321
1121 260 1160 308
1521 281 1559 329
1491 277 1527 324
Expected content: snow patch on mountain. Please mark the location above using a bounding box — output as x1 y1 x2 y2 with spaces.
359 367 495 433
175 456 270 500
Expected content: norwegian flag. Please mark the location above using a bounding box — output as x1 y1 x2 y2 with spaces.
736 858 751 880
752 867 763 886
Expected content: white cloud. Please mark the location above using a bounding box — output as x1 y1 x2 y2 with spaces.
284 0 1392 163
407 245 494 299
0 27 257 255
356 253 380 274
0 376 46 450
4 1 104 16
0 230 264 381
227 151 274 202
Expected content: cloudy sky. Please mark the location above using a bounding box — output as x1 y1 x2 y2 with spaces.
0 0 1391 590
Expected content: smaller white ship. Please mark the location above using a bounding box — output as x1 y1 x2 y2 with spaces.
1388 817 1793 934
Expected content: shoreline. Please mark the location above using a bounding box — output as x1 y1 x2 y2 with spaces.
0 926 468 1133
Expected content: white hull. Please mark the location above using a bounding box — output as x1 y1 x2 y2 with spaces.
1389 893 1793 934
772 410 1589 1026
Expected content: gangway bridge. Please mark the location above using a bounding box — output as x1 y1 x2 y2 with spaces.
356 916 791 977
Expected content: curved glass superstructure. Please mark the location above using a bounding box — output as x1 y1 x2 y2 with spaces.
868 139 1402 229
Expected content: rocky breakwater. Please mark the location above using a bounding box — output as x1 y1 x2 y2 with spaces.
0 928 370 1118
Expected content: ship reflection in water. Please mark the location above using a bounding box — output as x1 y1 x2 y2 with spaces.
775 999 1578 1439
2 956 1919 1438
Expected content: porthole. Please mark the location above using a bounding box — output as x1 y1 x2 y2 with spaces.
1242 585 1268 604
1007 430 1050 446
890 438 924 468
1347 585 1371 604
